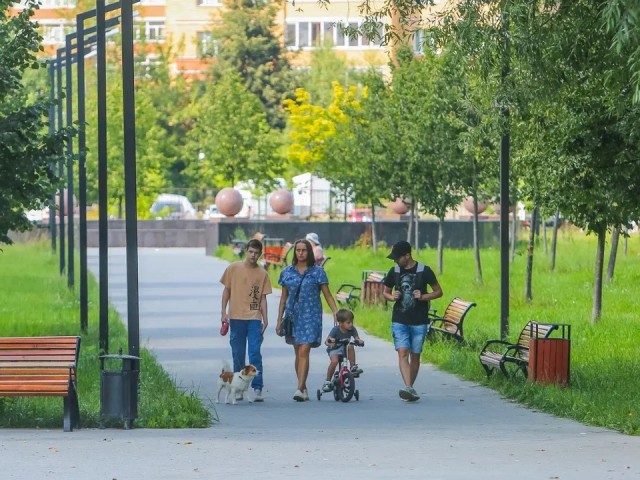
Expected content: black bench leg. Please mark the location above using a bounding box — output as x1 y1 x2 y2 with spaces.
481 362 494 377
70 386 81 430
63 396 72 432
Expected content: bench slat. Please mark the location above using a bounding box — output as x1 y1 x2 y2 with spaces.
0 336 81 432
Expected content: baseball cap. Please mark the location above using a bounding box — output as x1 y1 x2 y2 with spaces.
387 240 411 260
305 232 321 245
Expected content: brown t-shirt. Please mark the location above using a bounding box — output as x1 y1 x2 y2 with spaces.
220 262 272 320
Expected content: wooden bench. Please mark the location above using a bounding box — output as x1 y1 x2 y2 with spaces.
335 283 362 308
0 336 81 432
428 297 476 342
335 270 387 309
479 321 558 378
361 270 387 306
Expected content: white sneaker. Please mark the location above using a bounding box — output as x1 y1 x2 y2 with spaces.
322 381 333 392
235 392 243 401
253 389 264 402
293 389 305 402
303 389 310 401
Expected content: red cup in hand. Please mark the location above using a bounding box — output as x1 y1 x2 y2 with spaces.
220 320 229 336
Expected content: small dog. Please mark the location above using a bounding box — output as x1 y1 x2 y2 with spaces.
215 361 259 405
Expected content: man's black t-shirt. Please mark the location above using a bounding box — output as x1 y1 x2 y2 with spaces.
383 262 438 325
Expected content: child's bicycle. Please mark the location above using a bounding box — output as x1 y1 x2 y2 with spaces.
317 339 363 403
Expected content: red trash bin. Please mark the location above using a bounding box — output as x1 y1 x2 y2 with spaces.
528 324 571 386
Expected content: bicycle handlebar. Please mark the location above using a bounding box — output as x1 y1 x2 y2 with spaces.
332 338 364 347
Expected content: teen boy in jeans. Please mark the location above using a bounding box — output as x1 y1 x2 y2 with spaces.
382 241 443 402
220 239 272 401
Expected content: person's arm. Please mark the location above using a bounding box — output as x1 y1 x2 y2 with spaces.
320 283 338 324
221 286 231 325
414 275 444 302
259 294 268 334
325 335 336 347
276 286 288 335
383 285 400 302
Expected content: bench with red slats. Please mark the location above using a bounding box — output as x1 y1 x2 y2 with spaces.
0 336 81 432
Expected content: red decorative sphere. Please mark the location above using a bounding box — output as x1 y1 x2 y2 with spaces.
390 197 410 215
493 203 514 214
215 188 243 216
463 197 488 214
269 189 294 214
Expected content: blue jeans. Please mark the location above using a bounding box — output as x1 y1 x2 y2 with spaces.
229 319 263 390
391 323 429 354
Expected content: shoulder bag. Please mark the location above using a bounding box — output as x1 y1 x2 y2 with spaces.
279 269 309 337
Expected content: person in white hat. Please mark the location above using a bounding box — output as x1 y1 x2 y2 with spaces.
305 232 325 266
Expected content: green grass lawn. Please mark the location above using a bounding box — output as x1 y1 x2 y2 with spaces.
0 241 213 429
219 226 639 435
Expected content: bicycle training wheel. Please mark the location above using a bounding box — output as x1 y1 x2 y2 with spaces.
338 371 355 402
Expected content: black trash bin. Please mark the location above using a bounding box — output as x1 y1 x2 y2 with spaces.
99 353 140 429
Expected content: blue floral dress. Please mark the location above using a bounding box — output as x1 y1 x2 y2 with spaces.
278 265 328 347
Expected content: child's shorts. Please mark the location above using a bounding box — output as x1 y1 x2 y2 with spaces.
326 345 346 358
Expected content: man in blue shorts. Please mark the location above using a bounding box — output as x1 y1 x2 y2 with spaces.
383 241 443 401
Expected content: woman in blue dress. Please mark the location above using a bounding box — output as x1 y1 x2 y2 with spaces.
277 239 338 402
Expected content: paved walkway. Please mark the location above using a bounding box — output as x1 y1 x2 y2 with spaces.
2 248 639 480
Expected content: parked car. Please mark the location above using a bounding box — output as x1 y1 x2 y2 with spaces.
203 204 226 220
150 194 196 220
349 208 372 222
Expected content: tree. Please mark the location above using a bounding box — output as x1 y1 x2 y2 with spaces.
210 0 296 130
184 70 283 192
0 1 69 244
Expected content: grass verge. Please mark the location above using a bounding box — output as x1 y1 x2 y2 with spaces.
219 227 639 435
0 241 213 429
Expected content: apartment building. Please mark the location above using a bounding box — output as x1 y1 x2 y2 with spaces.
9 0 450 75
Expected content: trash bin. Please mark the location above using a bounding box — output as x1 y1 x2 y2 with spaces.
361 270 386 306
529 323 571 386
100 353 140 429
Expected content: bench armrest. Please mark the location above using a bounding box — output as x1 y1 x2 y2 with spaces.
337 283 360 294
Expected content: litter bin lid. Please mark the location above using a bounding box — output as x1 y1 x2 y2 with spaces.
99 354 141 360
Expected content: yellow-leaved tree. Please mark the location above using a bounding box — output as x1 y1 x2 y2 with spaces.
284 82 366 173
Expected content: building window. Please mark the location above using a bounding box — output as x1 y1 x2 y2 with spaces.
136 20 165 42
285 24 296 48
285 20 385 50
41 23 69 45
39 0 77 7
197 31 219 57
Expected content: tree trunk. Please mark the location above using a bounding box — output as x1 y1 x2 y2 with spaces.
370 201 378 253
407 200 415 243
550 210 560 271
472 193 483 284
623 227 628 256
118 195 123 219
606 227 619 283
438 216 444 275
542 221 548 254
525 206 538 302
414 210 419 254
510 209 516 262
591 227 606 324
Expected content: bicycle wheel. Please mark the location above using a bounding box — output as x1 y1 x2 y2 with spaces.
338 370 355 402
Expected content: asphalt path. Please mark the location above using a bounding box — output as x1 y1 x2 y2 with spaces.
1 248 638 480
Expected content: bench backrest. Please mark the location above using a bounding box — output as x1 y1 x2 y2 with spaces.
441 298 476 329
0 336 81 371
517 322 557 350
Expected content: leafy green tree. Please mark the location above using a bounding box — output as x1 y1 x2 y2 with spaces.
0 1 69 244
322 71 392 251
210 0 296 129
302 41 348 108
184 70 283 192
83 58 174 218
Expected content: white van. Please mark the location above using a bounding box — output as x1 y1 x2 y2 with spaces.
150 194 197 220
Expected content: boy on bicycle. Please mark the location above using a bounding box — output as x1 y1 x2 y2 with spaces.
322 309 365 392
